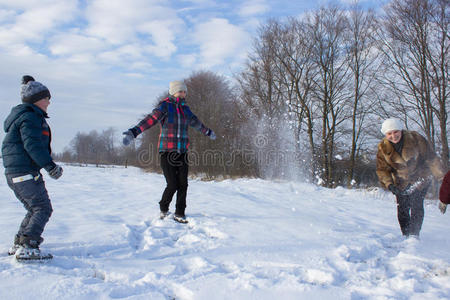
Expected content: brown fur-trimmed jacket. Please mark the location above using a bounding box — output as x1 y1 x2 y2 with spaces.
376 131 445 191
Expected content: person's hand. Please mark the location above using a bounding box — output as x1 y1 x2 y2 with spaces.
207 129 216 140
388 184 402 196
48 164 63 180
122 130 135 146
439 201 447 214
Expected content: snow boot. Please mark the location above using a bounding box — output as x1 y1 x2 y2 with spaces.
15 245 52 261
160 211 170 220
173 214 188 224
15 237 52 261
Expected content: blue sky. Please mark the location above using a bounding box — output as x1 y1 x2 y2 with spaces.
0 0 385 152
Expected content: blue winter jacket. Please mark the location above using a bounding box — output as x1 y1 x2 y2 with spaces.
2 103 56 175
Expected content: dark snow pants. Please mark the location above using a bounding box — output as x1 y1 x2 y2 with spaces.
396 186 428 236
159 152 189 216
6 172 53 244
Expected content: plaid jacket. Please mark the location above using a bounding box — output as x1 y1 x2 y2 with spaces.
130 96 210 153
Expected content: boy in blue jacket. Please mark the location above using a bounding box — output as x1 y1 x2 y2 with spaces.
2 76 63 260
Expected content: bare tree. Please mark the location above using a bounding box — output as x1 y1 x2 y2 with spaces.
185 70 239 178
68 128 119 166
346 4 379 186
236 21 286 121
235 22 291 179
265 18 318 178
307 6 351 187
427 0 450 169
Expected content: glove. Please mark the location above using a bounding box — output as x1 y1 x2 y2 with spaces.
439 201 447 214
48 164 63 180
388 184 402 196
207 129 216 140
122 130 135 146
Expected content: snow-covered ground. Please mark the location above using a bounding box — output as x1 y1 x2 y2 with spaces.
0 164 449 300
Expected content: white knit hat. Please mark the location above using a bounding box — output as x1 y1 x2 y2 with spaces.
381 118 403 135
169 80 187 96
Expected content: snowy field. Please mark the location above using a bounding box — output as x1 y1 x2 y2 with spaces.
0 164 449 300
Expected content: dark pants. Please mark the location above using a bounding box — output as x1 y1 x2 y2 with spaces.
396 186 428 236
159 152 189 216
6 172 53 244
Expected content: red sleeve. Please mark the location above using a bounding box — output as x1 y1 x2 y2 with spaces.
135 102 166 134
439 171 450 204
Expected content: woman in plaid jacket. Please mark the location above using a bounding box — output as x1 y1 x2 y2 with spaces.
123 81 216 223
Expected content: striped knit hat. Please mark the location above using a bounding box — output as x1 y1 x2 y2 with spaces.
21 75 51 104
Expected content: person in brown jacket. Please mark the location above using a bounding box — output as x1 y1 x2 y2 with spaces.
376 118 445 237
439 171 450 214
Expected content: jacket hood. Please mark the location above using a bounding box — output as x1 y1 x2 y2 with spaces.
4 104 44 132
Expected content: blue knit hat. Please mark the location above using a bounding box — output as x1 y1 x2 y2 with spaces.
21 75 51 104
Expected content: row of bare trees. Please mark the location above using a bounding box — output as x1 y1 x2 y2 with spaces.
56 128 121 166
57 0 449 188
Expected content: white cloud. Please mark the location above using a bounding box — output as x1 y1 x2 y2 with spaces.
0 8 16 21
192 18 249 67
49 33 106 56
128 61 153 72
98 44 145 65
239 0 269 17
85 0 141 45
139 21 179 58
2 44 35 56
177 54 197 68
124 72 146 78
0 0 67 9
65 54 95 65
0 1 77 48
85 0 183 58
